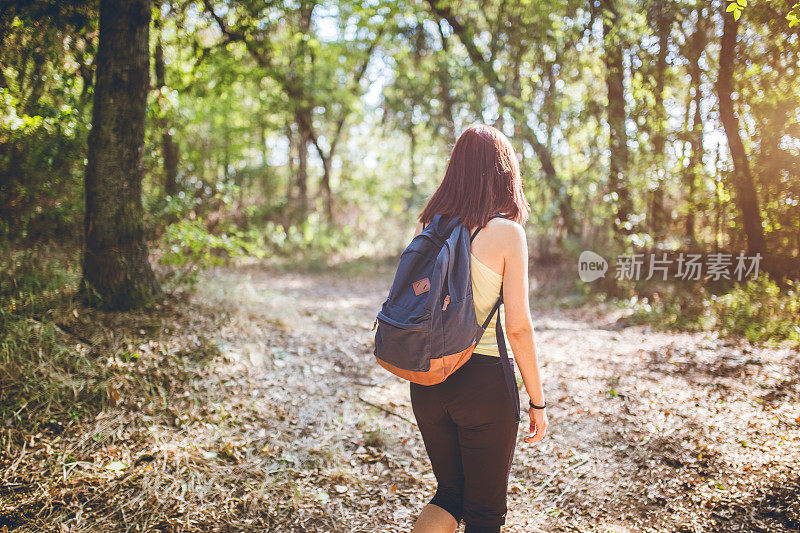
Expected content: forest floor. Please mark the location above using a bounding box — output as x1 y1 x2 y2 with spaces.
2 258 800 532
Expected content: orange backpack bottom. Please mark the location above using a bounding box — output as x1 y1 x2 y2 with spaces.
375 343 477 385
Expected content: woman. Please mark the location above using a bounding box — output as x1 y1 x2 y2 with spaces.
409 124 548 533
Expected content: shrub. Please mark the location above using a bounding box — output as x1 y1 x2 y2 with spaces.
628 274 800 345
710 276 800 344
159 218 265 286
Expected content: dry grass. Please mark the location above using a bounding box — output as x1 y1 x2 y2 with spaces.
1 260 799 532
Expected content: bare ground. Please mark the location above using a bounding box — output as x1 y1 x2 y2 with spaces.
2 260 799 532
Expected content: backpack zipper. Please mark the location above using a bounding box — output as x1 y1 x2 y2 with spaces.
376 312 431 329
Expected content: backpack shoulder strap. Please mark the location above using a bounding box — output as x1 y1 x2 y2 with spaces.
422 215 461 235
479 291 503 330
494 287 521 423
485 282 520 422
470 213 506 242
423 213 506 238
421 214 437 231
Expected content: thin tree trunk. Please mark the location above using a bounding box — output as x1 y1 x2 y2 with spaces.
23 49 46 116
649 0 670 239
0 8 12 88
714 143 723 252
512 66 525 165
76 34 94 102
296 119 310 223
161 137 179 194
602 0 633 234
716 6 765 255
284 126 296 228
520 136 579 237
437 20 456 144
683 10 706 244
154 23 179 196
408 123 417 210
82 0 160 310
651 0 669 161
260 121 268 168
796 204 800 258
320 152 333 223
686 104 699 243
296 2 316 224
542 61 555 153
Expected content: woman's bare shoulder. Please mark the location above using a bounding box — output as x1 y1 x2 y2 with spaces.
485 217 526 240
480 219 525 263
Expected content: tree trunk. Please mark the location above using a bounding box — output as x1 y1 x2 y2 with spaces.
683 8 707 245
796 204 800 258
296 120 310 223
716 6 765 256
649 0 670 239
602 0 633 234
283 126 296 228
408 123 418 210
437 20 456 144
295 3 313 224
162 130 179 196
320 152 333 224
542 60 555 152
650 2 669 159
0 8 12 88
713 143 724 252
685 105 699 243
512 59 525 166
521 135 579 236
154 26 179 196
82 0 160 310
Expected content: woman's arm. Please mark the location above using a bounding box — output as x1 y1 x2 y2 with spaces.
501 222 548 443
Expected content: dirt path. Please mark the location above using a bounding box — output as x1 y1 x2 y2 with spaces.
192 262 800 532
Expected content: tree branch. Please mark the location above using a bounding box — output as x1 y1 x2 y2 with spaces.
426 0 579 235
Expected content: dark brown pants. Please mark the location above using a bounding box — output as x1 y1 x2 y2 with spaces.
410 353 520 532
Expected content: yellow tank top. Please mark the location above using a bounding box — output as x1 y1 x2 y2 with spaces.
471 253 513 359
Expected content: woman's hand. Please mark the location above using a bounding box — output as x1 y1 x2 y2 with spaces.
524 407 548 443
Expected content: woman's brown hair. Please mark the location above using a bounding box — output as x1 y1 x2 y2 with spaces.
418 124 529 230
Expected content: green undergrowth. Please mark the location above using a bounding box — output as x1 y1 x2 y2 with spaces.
0 246 101 448
0 312 108 441
623 274 800 346
0 244 81 316
529 239 800 346
0 244 220 456
157 210 379 288
530 271 603 310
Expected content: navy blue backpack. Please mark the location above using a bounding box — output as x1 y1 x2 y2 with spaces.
373 214 519 420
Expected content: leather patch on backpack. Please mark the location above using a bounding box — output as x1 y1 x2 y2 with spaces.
412 278 430 296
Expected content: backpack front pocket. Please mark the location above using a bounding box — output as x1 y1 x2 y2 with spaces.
374 316 431 372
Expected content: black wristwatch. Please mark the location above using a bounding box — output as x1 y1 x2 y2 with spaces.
529 400 547 410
